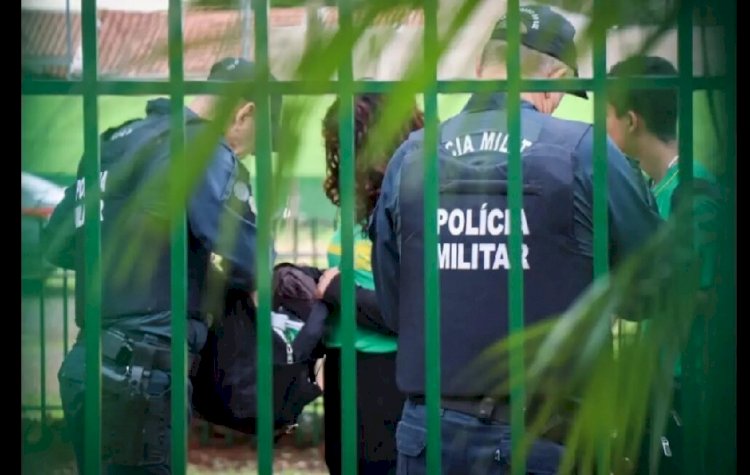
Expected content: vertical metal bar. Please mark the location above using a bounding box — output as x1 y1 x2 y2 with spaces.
337 0 356 473
714 1 737 473
65 0 73 78
592 0 609 286
677 2 698 475
505 2 525 474
168 0 188 473
241 0 251 59
716 0 736 471
312 218 319 266
63 270 69 355
81 0 102 473
678 0 694 185
592 0 610 472
252 0 274 473
39 268 47 426
423 0 441 474
293 215 299 262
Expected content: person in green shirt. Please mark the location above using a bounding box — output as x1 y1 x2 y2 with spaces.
316 93 425 475
607 55 720 475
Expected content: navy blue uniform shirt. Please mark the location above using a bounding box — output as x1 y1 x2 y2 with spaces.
43 98 269 337
369 93 662 332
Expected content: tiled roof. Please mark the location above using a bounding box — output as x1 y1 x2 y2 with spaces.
22 7 424 79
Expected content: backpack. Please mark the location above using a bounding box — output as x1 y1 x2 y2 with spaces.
190 263 327 436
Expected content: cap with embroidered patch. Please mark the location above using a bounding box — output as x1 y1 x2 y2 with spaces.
489 5 588 99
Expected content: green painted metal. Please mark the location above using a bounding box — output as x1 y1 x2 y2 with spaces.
81 0 102 473
423 0 441 474
336 1 357 474
592 0 611 472
252 1 275 474
39 274 47 428
21 0 737 473
167 0 188 473
504 2 526 474
20 77 730 97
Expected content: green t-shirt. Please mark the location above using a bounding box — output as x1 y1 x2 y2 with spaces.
651 160 714 219
650 160 718 378
324 225 397 353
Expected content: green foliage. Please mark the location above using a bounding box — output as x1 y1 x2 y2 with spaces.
22 0 735 472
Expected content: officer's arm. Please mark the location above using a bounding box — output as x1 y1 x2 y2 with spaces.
605 142 664 265
370 140 415 334
321 275 396 336
188 147 261 291
41 182 78 270
575 131 663 266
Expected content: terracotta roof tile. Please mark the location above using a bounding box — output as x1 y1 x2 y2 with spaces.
22 7 423 79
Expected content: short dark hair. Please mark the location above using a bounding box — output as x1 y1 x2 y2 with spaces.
608 55 678 143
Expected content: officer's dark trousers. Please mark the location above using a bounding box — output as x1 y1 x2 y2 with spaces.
58 342 175 474
58 320 205 475
396 399 564 475
323 348 405 475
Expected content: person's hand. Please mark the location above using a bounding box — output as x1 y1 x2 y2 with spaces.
251 291 258 307
316 268 340 299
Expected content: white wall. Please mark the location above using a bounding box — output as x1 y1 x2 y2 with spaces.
22 0 171 12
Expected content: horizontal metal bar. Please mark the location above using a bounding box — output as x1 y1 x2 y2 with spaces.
22 405 64 411
22 76 728 96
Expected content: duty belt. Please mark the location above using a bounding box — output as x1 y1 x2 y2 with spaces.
409 395 511 424
102 329 201 377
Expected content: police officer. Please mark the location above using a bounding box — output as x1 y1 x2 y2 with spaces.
42 57 280 474
369 5 663 474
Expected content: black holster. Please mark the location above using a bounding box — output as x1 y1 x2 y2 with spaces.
100 331 174 466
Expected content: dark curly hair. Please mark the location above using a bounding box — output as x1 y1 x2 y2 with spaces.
322 93 424 228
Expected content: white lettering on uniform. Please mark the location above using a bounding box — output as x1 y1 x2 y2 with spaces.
436 207 532 270
480 131 496 151
462 135 474 154
74 171 109 229
435 242 530 270
437 209 448 231
448 209 464 235
487 209 503 235
442 133 535 158
445 141 457 156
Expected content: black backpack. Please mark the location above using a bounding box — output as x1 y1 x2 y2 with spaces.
190 278 324 436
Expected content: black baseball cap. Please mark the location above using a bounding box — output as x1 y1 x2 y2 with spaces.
489 5 588 99
208 57 283 150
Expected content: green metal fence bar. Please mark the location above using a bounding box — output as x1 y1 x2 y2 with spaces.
423 0 441 474
21 77 730 97
336 1 357 473
81 0 102 473
39 272 47 427
715 1 736 472
677 1 694 185
20 1 737 472
252 0 274 473
504 2 526 475
167 0 189 472
63 270 70 356
722 1 737 471
592 0 611 472
677 2 698 474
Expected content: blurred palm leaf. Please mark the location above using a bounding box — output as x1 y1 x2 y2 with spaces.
31 0 734 472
